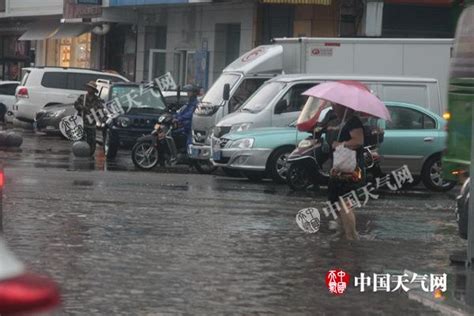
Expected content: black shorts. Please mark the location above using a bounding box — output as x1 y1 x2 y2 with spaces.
327 178 364 204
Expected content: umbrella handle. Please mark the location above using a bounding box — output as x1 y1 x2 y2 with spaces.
336 109 348 142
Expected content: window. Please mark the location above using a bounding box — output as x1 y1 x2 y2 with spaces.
41 72 68 89
228 78 267 113
4 84 18 96
0 84 17 96
275 83 315 114
386 107 436 130
382 85 428 107
21 70 30 86
68 73 124 91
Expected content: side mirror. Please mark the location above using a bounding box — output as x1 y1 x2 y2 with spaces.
223 83 230 101
274 99 288 114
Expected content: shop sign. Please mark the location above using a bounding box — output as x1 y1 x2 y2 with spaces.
64 0 102 19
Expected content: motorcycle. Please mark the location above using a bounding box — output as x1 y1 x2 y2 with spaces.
286 97 385 191
286 125 332 191
131 113 216 173
287 138 383 191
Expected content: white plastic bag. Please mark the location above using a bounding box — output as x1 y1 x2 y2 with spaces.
332 144 357 173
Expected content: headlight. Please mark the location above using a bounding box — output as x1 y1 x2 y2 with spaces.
298 139 313 148
230 122 253 133
229 138 254 149
117 117 130 128
53 109 66 117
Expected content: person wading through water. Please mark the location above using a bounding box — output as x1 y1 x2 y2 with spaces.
74 81 104 156
327 103 365 241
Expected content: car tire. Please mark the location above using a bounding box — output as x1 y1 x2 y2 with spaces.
267 146 294 184
242 171 264 182
421 155 456 192
193 160 217 174
104 129 119 160
0 104 7 122
457 192 469 240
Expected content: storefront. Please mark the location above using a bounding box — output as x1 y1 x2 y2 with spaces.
44 32 92 68
0 35 31 81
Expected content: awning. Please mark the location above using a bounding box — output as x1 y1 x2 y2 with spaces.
50 24 91 39
18 22 60 41
261 0 331 4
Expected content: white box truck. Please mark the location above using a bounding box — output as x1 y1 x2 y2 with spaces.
190 37 453 161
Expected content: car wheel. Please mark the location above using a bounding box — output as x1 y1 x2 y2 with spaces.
287 163 312 191
421 156 456 192
457 191 469 240
242 171 264 182
193 160 217 174
267 146 294 184
104 129 119 160
0 104 6 122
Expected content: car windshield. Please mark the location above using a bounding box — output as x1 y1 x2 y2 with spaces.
242 82 286 113
201 73 240 105
109 85 167 111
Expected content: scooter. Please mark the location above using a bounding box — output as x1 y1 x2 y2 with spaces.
131 113 216 173
286 125 332 191
287 140 383 191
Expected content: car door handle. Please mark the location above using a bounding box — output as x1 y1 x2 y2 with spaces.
424 137 434 142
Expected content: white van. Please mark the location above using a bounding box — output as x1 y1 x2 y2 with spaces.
212 74 441 140
14 67 128 122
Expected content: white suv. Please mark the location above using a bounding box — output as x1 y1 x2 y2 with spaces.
14 67 129 122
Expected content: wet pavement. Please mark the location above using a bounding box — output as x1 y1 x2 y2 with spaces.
0 128 470 315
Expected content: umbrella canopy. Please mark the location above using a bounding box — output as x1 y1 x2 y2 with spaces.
302 81 391 121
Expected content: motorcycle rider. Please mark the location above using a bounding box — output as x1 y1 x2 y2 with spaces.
73 81 104 156
173 84 200 147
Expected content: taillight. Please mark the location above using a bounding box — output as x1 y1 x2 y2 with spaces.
16 87 29 99
0 273 61 314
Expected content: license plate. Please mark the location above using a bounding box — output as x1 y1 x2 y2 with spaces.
213 150 221 161
190 148 199 158
46 126 55 130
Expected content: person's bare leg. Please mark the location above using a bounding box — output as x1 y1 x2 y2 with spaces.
339 204 359 240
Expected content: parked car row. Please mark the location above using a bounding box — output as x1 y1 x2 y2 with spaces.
3 67 456 193
210 101 455 192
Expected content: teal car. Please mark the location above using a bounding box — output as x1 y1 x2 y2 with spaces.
212 102 456 191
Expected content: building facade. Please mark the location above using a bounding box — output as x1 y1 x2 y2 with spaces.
0 0 467 85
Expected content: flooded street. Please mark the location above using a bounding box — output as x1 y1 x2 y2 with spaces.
0 130 469 315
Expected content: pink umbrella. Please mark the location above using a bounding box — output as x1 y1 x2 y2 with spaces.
303 81 391 121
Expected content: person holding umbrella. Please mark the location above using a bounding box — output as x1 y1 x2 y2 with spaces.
302 81 391 241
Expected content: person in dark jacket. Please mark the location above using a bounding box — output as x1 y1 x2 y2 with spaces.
74 81 103 156
173 84 200 146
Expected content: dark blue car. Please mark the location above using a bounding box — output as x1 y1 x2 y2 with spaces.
101 82 187 159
